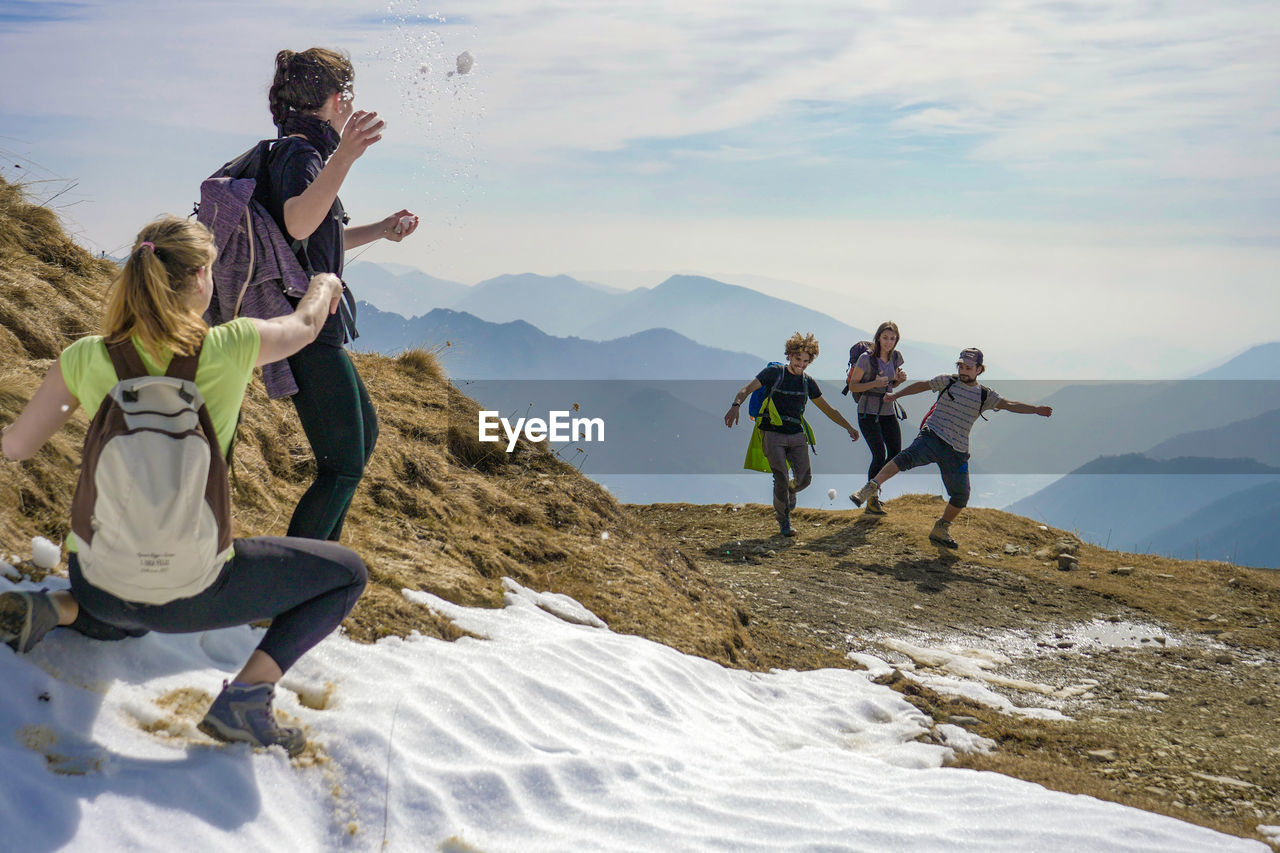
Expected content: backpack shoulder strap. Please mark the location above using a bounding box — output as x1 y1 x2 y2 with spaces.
106 340 149 382
163 344 204 383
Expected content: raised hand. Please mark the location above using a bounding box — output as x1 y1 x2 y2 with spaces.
335 110 385 163
379 210 420 242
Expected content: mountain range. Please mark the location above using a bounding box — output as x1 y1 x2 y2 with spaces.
345 263 961 378
352 302 763 380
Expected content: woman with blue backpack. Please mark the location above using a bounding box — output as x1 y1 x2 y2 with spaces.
1 216 367 757
263 47 419 542
844 321 907 515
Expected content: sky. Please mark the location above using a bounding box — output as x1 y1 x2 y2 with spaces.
1 0 1278 373
1 564 1271 850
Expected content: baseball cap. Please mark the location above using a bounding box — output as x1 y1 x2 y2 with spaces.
957 348 984 366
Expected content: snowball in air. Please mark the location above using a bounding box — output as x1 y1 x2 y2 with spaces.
456 51 474 75
600 532 610 541
31 536 60 570
827 489 837 500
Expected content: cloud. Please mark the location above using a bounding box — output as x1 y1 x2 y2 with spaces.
3 0 1276 181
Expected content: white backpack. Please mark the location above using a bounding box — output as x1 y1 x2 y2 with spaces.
70 340 232 605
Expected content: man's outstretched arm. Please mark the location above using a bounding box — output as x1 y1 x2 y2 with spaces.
995 399 1053 417
724 378 763 427
811 396 859 441
884 380 931 404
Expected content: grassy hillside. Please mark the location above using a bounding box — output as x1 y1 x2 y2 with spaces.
0 176 830 672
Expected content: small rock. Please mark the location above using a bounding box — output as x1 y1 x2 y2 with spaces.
1244 696 1266 706
1106 615 1122 623
1003 544 1019 555
1056 641 1075 649
948 715 983 727
1111 566 1133 576
1087 749 1118 762
1214 653 1235 664
788 588 798 595
1033 547 1053 559
1157 573 1175 580
1057 554 1078 571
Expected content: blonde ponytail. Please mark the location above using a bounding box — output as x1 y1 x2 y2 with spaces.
103 216 213 360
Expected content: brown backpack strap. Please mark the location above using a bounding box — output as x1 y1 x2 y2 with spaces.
164 345 203 383
106 340 149 382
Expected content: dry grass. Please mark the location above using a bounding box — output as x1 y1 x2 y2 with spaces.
0 176 796 671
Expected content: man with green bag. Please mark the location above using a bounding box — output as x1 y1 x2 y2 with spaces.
725 332 860 537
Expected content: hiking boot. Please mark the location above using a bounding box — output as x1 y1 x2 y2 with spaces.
0 590 60 653
865 495 888 515
787 479 798 510
929 520 958 549
778 518 797 537
849 480 879 507
198 681 306 757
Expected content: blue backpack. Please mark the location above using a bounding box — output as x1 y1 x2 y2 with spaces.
748 362 785 419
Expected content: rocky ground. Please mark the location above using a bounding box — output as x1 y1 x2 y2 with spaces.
632 496 1280 847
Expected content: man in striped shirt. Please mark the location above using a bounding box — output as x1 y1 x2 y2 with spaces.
849 348 1053 547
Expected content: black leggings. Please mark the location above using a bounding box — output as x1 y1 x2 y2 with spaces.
287 342 379 541
858 413 902 481
69 537 367 674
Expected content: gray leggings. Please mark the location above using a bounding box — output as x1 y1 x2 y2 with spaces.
69 537 366 674
762 429 812 524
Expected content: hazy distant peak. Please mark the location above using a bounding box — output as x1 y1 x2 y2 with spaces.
1071 453 1280 475
656 273 753 295
475 272 587 288
1192 341 1280 379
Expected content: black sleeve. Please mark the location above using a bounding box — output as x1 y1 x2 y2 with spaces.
268 140 323 240
807 376 822 399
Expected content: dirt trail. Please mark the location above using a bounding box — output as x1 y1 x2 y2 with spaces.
632 495 1280 846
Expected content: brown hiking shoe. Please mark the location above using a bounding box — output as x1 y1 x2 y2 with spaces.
849 480 879 507
929 520 958 548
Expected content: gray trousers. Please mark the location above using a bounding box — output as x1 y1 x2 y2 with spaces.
761 430 812 525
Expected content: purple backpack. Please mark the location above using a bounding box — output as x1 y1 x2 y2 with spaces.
194 141 314 398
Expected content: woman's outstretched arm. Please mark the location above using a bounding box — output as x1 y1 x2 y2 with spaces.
2 364 79 461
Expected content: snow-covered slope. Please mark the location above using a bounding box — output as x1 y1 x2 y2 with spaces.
0 572 1264 852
